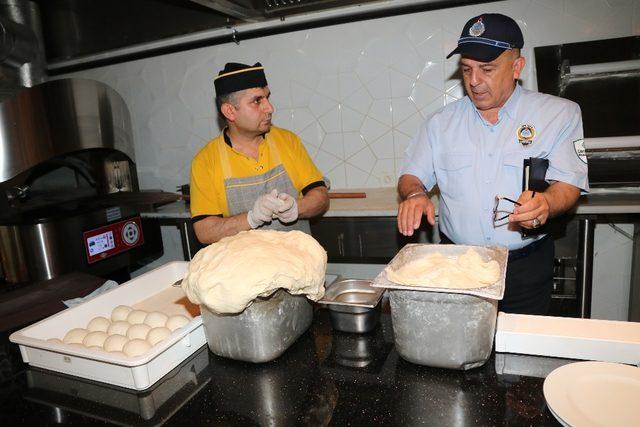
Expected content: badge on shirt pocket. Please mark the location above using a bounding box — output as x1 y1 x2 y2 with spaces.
517 124 536 147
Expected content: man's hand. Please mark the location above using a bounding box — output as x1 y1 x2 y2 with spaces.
275 192 299 224
247 189 282 229
509 190 549 229
398 194 436 236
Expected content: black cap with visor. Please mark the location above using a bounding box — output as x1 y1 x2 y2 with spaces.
446 13 524 62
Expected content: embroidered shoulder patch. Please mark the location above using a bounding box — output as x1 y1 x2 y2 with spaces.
573 138 587 164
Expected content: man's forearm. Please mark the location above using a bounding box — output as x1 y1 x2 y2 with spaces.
193 214 251 244
398 174 427 200
544 181 581 218
298 186 329 218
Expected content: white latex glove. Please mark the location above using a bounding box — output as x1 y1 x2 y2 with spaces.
275 192 299 224
247 189 281 229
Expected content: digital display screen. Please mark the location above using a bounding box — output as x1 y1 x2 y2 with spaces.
87 231 115 256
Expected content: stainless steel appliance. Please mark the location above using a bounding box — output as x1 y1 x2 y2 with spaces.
0 78 166 284
535 36 640 319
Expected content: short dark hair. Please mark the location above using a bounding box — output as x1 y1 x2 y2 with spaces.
215 91 240 117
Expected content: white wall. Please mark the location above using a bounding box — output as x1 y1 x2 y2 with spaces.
63 0 640 286
66 0 640 194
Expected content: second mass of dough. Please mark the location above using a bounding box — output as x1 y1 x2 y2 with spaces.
182 230 327 314
385 248 501 289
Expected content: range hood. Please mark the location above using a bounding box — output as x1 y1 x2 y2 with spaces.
189 0 386 22
35 0 494 74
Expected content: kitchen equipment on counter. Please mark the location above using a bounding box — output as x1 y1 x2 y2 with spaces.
9 261 206 390
373 244 508 369
318 279 385 333
543 361 640 427
200 289 313 363
495 312 640 365
390 291 497 370
0 78 170 284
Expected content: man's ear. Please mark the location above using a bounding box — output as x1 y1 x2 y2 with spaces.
513 55 526 80
220 103 236 122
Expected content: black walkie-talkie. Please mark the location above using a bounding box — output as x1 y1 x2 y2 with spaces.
522 157 549 238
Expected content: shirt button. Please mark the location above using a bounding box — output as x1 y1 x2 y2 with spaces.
488 153 493 158
486 237 491 241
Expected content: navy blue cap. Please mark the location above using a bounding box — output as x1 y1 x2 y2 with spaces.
446 13 524 62
214 62 268 97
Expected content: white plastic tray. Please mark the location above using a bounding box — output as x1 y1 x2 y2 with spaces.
495 312 640 365
9 261 206 390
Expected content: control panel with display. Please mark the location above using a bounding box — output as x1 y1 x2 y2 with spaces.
83 216 145 264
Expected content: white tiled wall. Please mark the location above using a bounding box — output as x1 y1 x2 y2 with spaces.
66 0 640 193
63 0 640 282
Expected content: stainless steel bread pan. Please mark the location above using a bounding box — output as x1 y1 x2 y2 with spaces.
201 289 312 363
389 289 497 370
318 279 385 333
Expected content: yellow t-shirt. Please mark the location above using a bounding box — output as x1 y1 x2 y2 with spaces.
190 126 324 218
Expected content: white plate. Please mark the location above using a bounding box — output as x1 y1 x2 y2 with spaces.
543 361 640 427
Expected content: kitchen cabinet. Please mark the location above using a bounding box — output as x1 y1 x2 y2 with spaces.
310 217 435 263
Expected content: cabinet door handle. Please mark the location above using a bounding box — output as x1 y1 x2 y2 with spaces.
337 233 344 256
358 234 363 257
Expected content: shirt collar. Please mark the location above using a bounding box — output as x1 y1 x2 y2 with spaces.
470 83 522 125
500 84 522 121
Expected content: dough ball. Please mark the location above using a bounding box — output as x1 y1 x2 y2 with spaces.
111 305 133 322
63 328 88 344
123 339 151 357
47 338 63 344
83 331 108 347
87 316 111 332
144 311 169 328
126 309 148 325
147 327 171 346
165 315 190 331
88 346 103 351
127 323 151 340
103 334 129 352
107 320 131 336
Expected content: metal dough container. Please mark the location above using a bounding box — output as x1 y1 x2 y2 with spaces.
389 290 497 370
200 289 313 363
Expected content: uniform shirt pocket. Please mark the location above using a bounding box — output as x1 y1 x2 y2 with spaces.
435 152 474 200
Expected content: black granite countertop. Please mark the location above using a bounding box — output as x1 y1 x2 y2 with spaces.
1 309 563 426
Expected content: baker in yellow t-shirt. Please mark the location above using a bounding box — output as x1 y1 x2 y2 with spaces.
190 62 329 244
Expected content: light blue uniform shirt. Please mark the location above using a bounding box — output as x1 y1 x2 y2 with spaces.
401 85 589 250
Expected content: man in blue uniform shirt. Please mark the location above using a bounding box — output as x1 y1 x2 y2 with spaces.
397 13 588 314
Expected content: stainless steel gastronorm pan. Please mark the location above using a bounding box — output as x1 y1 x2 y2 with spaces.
201 290 312 363
318 279 385 333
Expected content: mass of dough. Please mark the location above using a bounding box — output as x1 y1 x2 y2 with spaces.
127 309 148 325
165 315 189 331
83 331 108 347
385 248 501 289
107 320 131 336
111 305 133 322
182 230 327 314
87 316 111 332
63 328 88 344
147 327 171 345
47 338 62 344
103 334 129 352
144 311 169 328
123 338 151 357
127 323 151 340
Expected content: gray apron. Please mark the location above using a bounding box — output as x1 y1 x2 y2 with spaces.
216 136 311 234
